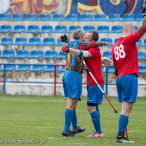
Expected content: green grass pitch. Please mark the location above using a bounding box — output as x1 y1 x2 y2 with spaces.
0 94 145 146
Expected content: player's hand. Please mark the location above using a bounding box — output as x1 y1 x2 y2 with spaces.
61 46 70 54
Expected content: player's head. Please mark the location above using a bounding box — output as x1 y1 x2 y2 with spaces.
122 23 135 37
73 29 86 41
86 31 99 42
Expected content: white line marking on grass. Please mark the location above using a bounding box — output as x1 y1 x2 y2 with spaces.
71 143 88 145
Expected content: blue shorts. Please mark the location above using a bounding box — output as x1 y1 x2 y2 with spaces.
116 74 138 103
87 85 104 105
63 70 82 99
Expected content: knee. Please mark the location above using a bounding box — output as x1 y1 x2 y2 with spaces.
87 106 96 113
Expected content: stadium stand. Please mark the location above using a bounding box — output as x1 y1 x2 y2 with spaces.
56 66 65 72
97 25 110 33
11 14 24 21
16 64 31 71
27 25 39 33
111 25 123 33
139 64 146 73
143 39 146 46
44 64 55 72
136 13 143 21
56 39 66 46
94 14 106 21
0 14 10 20
0 25 12 33
107 65 115 73
29 50 43 58
29 37 41 45
1 37 13 45
83 25 95 32
56 51 66 59
40 25 53 33
108 13 121 21
65 14 79 21
102 51 112 59
138 51 145 60
25 13 38 21
43 50 57 59
4 63 16 71
100 38 112 45
52 14 64 20
0 49 15 58
13 25 26 33
31 64 45 71
15 37 27 45
79 14 92 21
42 38 55 45
54 25 67 33
68 25 81 33
114 38 119 43
38 14 51 21
15 50 29 59
122 14 135 21
136 39 142 46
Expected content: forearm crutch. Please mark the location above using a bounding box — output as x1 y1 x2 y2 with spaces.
82 59 118 113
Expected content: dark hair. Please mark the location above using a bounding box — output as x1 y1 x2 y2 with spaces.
88 31 99 41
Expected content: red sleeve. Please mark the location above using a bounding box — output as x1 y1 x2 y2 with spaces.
124 31 139 44
87 47 99 57
112 46 117 70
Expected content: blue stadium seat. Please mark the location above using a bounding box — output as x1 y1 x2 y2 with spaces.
139 64 146 73
25 13 37 21
108 14 121 21
11 14 24 21
114 38 119 43
29 50 43 58
17 64 31 71
83 25 95 32
138 51 145 60
136 39 142 46
39 14 51 21
54 25 67 33
122 14 135 21
68 25 81 33
56 39 66 46
43 38 55 45
0 65 3 71
100 38 112 46
45 63 55 72
94 14 106 21
97 25 110 33
4 64 16 71
43 50 57 59
15 50 29 58
56 51 66 59
111 25 123 33
56 66 65 72
134 26 138 31
13 25 26 33
27 25 39 33
1 37 13 45
0 14 10 21
102 51 112 59
79 14 92 21
0 25 12 33
40 25 53 33
65 14 78 21
143 39 146 46
15 37 27 45
52 14 64 20
31 64 45 71
136 13 143 21
107 65 115 73
1 49 15 58
29 37 41 45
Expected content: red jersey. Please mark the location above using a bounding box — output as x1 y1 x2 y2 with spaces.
112 31 139 79
85 47 104 86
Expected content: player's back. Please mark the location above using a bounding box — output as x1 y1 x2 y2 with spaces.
112 32 139 79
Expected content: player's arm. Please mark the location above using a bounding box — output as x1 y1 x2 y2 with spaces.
70 48 92 58
136 6 146 39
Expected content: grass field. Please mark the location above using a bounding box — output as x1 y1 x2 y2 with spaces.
0 94 145 146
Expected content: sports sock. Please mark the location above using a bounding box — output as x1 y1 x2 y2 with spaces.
90 110 102 134
118 114 129 134
72 109 78 129
64 108 73 132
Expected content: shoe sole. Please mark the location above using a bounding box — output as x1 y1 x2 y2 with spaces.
86 134 103 138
